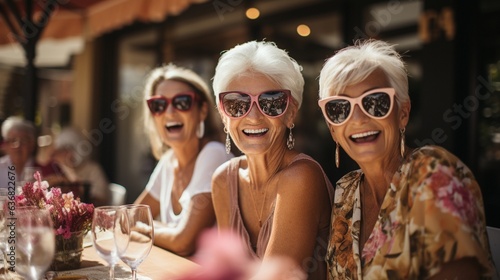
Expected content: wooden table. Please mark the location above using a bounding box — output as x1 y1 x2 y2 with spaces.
79 245 199 279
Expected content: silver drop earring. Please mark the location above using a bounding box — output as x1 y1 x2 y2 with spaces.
287 123 295 150
224 127 231 154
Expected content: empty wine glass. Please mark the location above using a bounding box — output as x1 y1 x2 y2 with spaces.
114 204 154 280
91 206 123 280
15 206 55 280
0 189 10 278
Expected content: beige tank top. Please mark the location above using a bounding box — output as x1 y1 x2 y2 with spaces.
227 153 334 279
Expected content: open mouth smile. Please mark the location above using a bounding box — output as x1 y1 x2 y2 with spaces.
243 128 268 137
350 130 380 143
165 122 183 132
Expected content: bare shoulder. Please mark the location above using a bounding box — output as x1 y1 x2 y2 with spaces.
211 158 236 229
273 155 331 229
277 156 328 196
211 159 232 194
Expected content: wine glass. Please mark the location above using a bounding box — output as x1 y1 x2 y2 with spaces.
114 204 154 280
91 206 123 280
0 189 10 278
15 206 55 280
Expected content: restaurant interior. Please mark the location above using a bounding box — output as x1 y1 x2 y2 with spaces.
0 0 500 228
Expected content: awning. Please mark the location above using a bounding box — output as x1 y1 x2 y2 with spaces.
0 0 208 122
0 0 209 45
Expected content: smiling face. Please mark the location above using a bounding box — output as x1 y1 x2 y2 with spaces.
220 73 296 156
327 69 410 166
151 79 207 148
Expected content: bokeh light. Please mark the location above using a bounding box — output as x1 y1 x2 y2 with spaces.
246 8 260 20
297 24 311 37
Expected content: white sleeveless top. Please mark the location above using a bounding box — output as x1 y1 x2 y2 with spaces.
145 141 232 225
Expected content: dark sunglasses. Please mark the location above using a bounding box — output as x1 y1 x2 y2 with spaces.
147 92 197 115
318 88 395 125
218 89 291 119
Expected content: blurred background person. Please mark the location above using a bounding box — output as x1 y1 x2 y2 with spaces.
211 40 333 279
0 116 62 189
318 39 495 279
134 63 233 256
51 126 110 206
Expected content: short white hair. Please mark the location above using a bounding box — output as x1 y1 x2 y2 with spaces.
212 40 304 109
54 127 90 164
54 127 85 151
319 39 410 107
1 116 36 141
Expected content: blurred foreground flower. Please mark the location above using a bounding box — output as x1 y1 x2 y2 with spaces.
172 228 306 280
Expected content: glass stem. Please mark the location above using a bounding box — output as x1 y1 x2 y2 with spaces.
1 249 6 270
109 264 115 280
2 249 12 280
131 268 137 280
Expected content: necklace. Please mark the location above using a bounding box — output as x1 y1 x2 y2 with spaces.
249 185 268 228
175 156 197 186
173 153 198 202
246 156 286 228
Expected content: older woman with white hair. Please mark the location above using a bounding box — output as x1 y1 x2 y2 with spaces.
0 116 61 188
211 41 334 279
318 39 495 279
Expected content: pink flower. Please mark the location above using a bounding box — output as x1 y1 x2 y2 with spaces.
362 223 388 263
16 171 94 239
172 229 306 280
428 166 478 227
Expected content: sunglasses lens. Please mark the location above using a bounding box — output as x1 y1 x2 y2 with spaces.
148 94 195 114
362 92 391 117
258 91 288 117
173 95 194 111
221 90 289 118
221 93 251 118
148 99 167 114
325 99 351 124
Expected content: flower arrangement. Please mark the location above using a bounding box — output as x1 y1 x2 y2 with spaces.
15 172 94 239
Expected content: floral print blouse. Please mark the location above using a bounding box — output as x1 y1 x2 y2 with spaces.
326 145 495 280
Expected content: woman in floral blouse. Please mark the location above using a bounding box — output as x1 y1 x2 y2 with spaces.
317 39 496 279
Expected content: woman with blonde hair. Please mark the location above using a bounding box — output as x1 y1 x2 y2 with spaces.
135 64 233 256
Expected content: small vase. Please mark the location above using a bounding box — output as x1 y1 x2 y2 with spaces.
50 230 85 271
